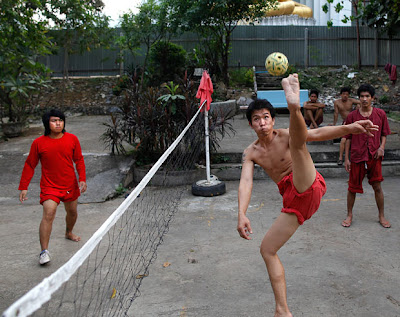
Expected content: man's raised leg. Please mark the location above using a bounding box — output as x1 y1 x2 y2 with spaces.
260 213 299 317
282 74 316 193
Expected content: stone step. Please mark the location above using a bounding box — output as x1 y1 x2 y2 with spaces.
210 160 400 181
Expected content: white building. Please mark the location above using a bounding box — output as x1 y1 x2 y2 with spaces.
257 0 353 26
301 0 352 26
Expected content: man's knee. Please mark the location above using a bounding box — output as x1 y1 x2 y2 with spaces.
304 109 313 119
260 241 276 260
42 201 58 221
42 209 56 222
64 200 78 214
371 182 383 193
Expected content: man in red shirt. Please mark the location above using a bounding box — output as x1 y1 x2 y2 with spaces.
19 109 87 265
342 84 391 228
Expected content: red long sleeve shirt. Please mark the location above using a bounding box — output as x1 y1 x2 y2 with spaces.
19 132 86 191
345 108 391 163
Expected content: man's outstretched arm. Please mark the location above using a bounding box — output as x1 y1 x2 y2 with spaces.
307 120 378 142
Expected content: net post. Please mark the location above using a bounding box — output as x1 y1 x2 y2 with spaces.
204 106 211 183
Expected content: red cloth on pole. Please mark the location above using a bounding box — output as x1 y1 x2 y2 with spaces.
390 65 397 84
196 70 213 111
384 63 397 85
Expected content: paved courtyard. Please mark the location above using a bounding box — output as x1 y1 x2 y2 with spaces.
1 114 399 316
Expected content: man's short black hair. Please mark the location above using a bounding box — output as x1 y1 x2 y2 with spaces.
357 84 375 98
246 99 276 124
309 89 319 97
340 87 351 94
42 109 66 136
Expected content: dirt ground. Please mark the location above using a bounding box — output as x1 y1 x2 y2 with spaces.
37 67 399 115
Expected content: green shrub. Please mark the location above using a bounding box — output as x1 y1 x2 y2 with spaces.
112 72 235 167
148 41 188 86
379 95 390 104
112 75 130 96
229 67 254 88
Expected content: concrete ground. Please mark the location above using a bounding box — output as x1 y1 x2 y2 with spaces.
1 113 400 316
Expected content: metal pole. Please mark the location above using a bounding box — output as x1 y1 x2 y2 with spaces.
204 106 211 183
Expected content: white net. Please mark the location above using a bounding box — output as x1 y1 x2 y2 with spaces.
3 106 208 317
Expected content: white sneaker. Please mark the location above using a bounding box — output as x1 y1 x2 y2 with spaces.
39 250 51 265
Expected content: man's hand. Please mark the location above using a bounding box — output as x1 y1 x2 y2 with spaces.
19 190 28 203
350 120 379 137
237 214 253 240
344 159 351 173
374 147 384 159
79 181 87 193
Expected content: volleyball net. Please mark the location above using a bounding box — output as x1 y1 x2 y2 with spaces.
3 105 208 317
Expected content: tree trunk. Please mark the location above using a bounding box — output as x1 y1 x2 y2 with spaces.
222 32 231 87
139 44 150 93
63 45 70 81
353 1 362 69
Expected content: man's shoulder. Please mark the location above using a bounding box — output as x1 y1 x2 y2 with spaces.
349 97 360 103
64 132 79 141
32 135 46 144
373 107 387 115
346 109 359 122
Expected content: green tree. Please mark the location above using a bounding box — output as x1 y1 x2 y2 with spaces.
360 0 400 34
119 0 169 90
44 0 111 79
0 0 52 123
166 0 276 86
148 41 188 86
323 0 400 68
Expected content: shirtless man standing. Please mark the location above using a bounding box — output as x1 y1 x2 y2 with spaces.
303 89 326 129
237 74 377 316
331 87 361 165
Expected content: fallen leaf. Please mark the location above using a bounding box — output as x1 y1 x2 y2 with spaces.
383 85 389 92
163 262 171 268
111 287 117 299
136 274 148 279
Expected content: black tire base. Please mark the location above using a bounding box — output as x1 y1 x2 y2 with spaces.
192 180 226 197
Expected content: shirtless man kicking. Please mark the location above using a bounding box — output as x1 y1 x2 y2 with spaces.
330 87 361 165
303 89 325 129
237 74 377 316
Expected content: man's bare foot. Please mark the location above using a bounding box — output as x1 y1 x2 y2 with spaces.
281 74 300 111
66 232 81 242
341 216 352 227
379 217 391 228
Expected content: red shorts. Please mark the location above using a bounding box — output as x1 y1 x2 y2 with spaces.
278 172 327 225
348 158 383 194
40 187 80 205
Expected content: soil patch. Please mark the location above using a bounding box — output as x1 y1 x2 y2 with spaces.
36 67 400 115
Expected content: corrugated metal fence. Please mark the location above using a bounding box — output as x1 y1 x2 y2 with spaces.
45 26 400 77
